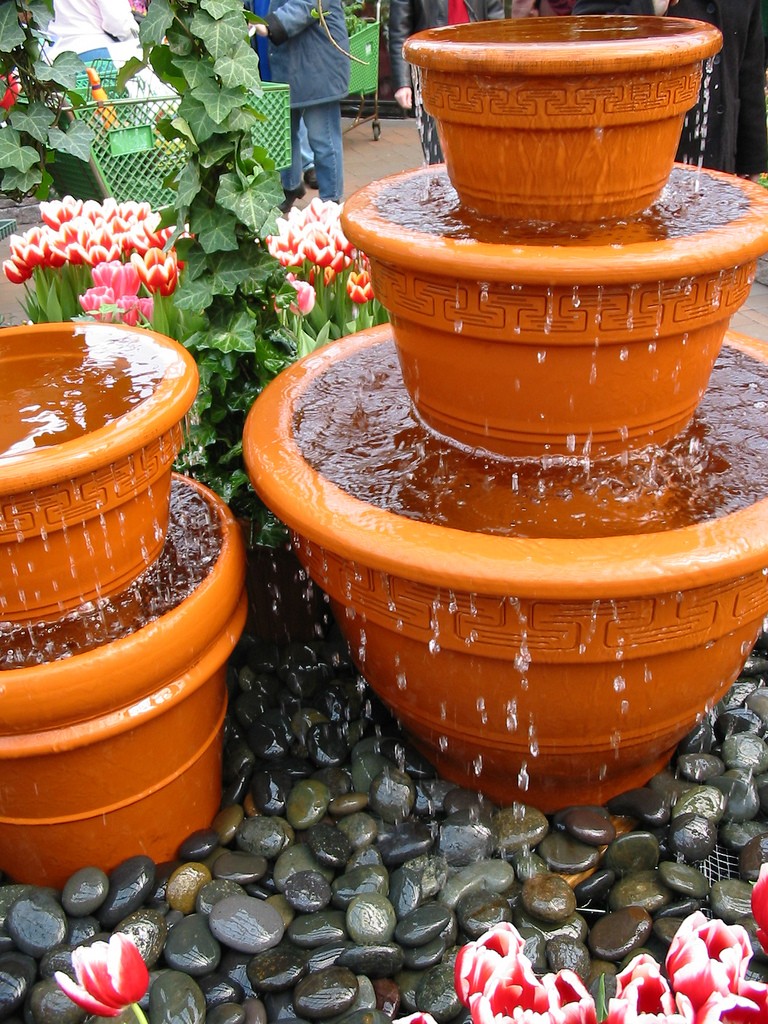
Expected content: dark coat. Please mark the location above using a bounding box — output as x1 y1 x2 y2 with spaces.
266 0 350 107
388 0 505 92
572 0 767 176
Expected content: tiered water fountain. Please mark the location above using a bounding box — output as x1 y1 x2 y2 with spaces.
244 17 768 811
0 322 246 886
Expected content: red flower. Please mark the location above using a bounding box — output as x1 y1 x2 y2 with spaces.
0 73 19 113
130 247 178 296
2 258 31 284
752 863 768 954
39 197 84 230
54 934 149 1018
346 269 374 304
666 912 752 1013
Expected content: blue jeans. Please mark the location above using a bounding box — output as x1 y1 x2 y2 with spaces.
281 102 343 203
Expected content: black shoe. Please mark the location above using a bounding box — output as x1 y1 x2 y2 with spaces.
303 167 318 190
280 182 306 214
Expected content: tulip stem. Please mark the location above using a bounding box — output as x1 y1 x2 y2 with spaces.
132 1005 149 1024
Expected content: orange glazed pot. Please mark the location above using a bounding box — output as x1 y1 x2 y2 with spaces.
243 327 768 812
0 322 199 621
341 166 768 458
404 17 722 221
0 475 246 888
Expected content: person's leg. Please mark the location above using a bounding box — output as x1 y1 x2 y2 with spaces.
301 101 344 202
298 119 317 188
280 108 307 211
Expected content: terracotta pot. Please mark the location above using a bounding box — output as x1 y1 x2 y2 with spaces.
0 322 199 621
403 17 722 221
0 475 246 887
341 166 768 458
243 328 768 812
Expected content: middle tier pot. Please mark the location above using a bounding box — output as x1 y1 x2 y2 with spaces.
341 165 768 459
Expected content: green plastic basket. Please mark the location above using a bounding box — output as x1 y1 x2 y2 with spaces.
348 22 380 96
51 80 292 206
251 83 292 169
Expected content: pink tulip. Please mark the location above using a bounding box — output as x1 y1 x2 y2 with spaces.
605 954 692 1024
470 968 596 1024
2 257 32 284
115 295 154 326
80 286 116 318
455 922 528 1006
694 986 768 1024
751 863 768 954
92 260 141 298
39 197 83 229
54 933 149 1018
287 275 316 315
666 912 752 1012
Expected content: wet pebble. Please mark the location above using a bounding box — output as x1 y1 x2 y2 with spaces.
209 895 286 953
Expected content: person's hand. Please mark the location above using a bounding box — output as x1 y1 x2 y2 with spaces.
652 0 677 13
253 23 269 36
394 86 412 110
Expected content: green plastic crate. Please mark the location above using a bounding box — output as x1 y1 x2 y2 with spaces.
51 81 292 205
251 82 292 170
348 22 380 96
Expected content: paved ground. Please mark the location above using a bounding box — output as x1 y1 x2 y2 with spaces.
2 112 768 341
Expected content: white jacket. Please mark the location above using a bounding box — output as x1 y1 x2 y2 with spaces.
46 0 140 64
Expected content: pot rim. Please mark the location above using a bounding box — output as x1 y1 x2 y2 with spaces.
0 322 199 493
244 326 768 600
403 16 722 75
0 474 246 730
341 167 768 286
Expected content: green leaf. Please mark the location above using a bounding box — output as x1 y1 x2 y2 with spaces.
190 78 242 125
9 102 55 144
214 43 263 91
176 275 215 311
217 170 283 233
178 93 219 144
176 160 202 207
36 51 86 91
207 249 266 295
192 204 239 253
0 4 26 52
173 55 215 91
201 0 247 18
197 136 234 168
48 119 94 160
0 126 21 167
190 9 246 60
140 0 175 46
1 163 42 193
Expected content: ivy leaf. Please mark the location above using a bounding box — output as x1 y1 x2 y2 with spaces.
214 43 264 91
178 92 219 144
217 171 282 233
9 102 55 144
48 120 95 160
1 163 42 193
0 126 22 167
36 52 86 91
190 78 243 125
201 0 247 18
176 160 202 207
197 136 234 168
190 9 246 60
0 4 25 52
173 55 215 91
140 0 175 46
176 274 214 311
0 137 38 171
207 249 266 295
192 204 239 252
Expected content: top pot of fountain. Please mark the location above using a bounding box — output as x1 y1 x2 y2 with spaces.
403 16 722 222
243 18 768 811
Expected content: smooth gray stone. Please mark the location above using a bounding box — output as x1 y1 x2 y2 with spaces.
208 895 285 954
149 970 207 1024
197 879 247 916
546 937 591 981
537 833 600 874
721 819 768 851
512 850 549 881
346 894 397 944
369 768 416 824
668 813 718 863
246 943 310 993
455 889 513 939
274 846 334 893
26 978 84 1024
336 813 379 851
0 951 36 1019
438 812 494 867
332 866 389 910
710 879 755 923
212 852 269 886
395 904 454 948
305 941 354 973
163 913 222 975
438 859 517 909
603 832 660 876
557 807 616 847
721 734 768 774
207 1003 247 1024
98 855 156 928
115 908 168 968
61 867 109 918
387 865 422 920
521 873 577 924
287 910 348 948
235 817 294 860
283 871 332 914
337 943 404 978
605 788 669 826
710 771 760 823
285 779 332 830
588 907 653 962
672 785 726 823
415 962 462 1024
657 861 709 899
306 824 353 870
5 893 67 958
326 974 376 1022
608 870 673 914
677 753 725 783
402 936 449 971
493 805 549 856
739 832 768 880
513 908 588 944
376 821 434 867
